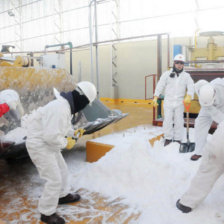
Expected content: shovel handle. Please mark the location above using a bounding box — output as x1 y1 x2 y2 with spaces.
183 101 191 140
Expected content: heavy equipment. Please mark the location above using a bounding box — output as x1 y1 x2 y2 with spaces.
0 50 127 160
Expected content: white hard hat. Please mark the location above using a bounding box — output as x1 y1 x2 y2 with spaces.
0 89 19 110
173 54 185 62
0 89 19 103
0 89 24 117
77 81 97 104
194 79 208 96
198 84 215 107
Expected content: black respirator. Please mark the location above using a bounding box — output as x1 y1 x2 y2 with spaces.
170 72 175 78
170 68 180 78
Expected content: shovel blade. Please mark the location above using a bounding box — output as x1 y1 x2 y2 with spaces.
179 142 195 153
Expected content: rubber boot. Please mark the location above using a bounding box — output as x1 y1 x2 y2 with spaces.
164 139 172 146
176 199 192 213
190 154 202 161
59 193 81 204
41 213 65 224
173 140 181 144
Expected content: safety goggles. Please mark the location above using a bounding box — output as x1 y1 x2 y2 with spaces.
174 61 184 65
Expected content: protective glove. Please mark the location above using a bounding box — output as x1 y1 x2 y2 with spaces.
0 140 15 153
184 95 192 105
66 137 76 150
74 128 85 138
0 103 10 117
152 96 158 107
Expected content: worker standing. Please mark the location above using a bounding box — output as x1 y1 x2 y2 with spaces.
152 54 194 146
191 78 224 161
25 81 97 224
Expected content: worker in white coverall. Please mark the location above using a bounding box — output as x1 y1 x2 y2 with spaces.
176 82 224 212
0 89 24 152
152 54 194 146
190 78 224 161
26 81 97 224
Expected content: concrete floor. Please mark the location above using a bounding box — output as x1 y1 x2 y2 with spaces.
0 102 153 224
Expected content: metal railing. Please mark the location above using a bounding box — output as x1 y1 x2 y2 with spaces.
145 74 157 122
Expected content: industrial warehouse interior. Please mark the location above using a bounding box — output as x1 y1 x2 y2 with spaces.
1 0 224 223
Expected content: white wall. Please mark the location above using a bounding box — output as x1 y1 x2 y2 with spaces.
66 38 169 99
63 35 224 99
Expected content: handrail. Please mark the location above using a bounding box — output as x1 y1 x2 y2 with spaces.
145 74 157 122
145 74 156 100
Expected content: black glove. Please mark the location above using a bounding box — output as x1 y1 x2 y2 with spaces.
0 140 15 153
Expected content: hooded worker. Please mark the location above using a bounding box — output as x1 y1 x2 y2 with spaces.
191 78 224 161
152 54 194 146
25 81 97 224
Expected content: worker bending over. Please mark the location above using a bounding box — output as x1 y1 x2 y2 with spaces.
191 78 224 161
26 81 96 224
176 124 224 213
153 54 194 146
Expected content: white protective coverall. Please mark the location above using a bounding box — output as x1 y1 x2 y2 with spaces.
154 69 194 141
194 78 224 155
179 119 224 209
26 91 73 216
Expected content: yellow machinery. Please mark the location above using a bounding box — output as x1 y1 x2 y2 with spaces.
190 31 224 62
0 51 127 160
0 53 75 91
186 31 224 115
0 53 76 115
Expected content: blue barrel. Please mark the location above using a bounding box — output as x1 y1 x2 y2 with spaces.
173 45 182 57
